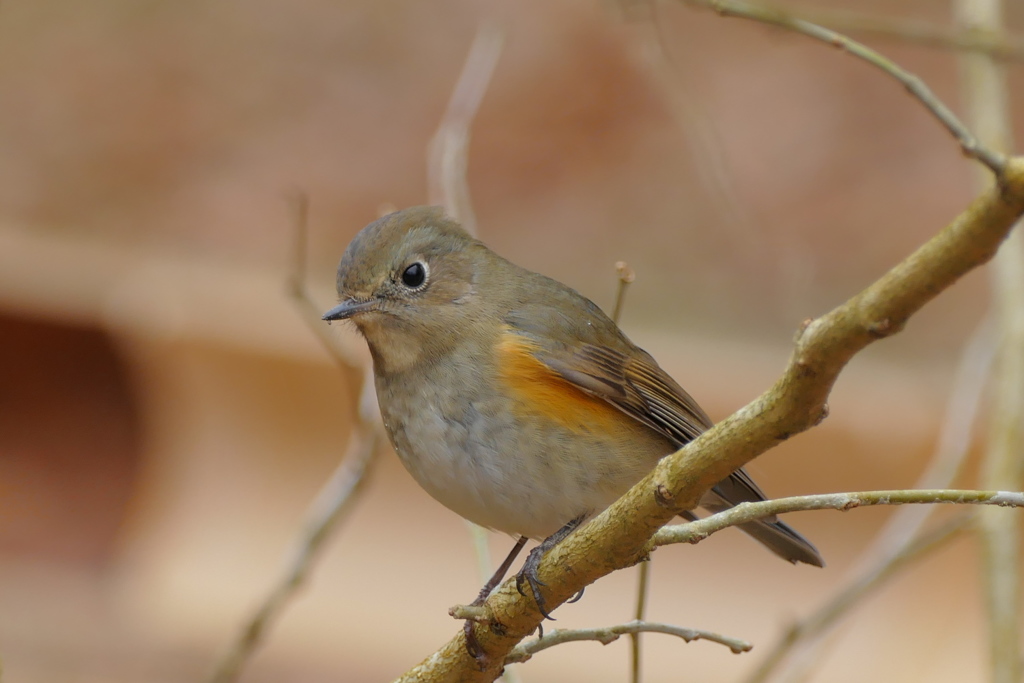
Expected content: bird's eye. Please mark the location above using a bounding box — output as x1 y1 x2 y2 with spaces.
401 262 427 289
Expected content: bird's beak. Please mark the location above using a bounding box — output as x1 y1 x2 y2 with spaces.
322 298 378 321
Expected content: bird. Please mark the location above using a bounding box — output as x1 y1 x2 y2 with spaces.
323 205 823 655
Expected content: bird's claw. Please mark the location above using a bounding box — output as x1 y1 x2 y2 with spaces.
464 619 489 667
516 545 556 620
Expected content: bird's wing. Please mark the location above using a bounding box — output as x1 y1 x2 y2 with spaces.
537 341 777 499
535 342 712 446
505 301 712 448
504 303 824 566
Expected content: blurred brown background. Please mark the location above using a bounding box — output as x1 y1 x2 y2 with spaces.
0 1 1021 681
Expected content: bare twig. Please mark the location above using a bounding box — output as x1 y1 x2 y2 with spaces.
675 0 1006 174
635 8 765 258
630 560 650 683
207 422 380 683
788 5 1024 61
744 314 997 683
609 259 646 683
427 21 504 236
612 261 636 326
977 256 1024 683
653 490 1023 547
955 2 1024 682
466 522 497 593
285 193 363 369
505 620 752 665
859 316 996 560
206 193 382 683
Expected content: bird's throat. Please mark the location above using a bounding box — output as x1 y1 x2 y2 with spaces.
359 320 429 376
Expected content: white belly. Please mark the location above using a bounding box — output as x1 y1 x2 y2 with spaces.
377 372 670 539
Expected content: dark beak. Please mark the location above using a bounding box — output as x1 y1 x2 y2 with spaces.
322 298 378 321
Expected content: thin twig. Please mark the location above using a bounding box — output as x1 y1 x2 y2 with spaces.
630 561 650 683
744 315 997 683
427 21 504 236
858 316 996 560
955 2 1024 682
653 490 1023 547
285 192 363 368
466 522 496 592
505 620 752 665
206 424 380 683
788 5 1024 61
612 261 636 326
637 7 766 259
977 327 1024 683
206 193 382 683
676 0 1007 174
608 259 645 683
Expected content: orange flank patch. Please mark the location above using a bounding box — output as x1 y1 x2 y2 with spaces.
496 331 628 435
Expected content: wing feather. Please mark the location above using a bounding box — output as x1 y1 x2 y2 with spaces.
503 305 824 566
519 335 711 448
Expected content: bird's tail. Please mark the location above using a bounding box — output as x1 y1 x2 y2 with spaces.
734 517 824 567
696 467 825 567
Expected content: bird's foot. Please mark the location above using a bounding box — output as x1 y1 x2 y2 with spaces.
514 515 586 620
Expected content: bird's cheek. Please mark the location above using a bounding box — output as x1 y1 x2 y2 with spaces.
448 281 477 306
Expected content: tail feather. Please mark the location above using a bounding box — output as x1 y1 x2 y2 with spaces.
735 517 825 567
697 467 825 567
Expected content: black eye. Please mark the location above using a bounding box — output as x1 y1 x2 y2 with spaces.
401 262 427 289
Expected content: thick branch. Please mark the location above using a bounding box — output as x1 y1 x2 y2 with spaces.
743 316 996 682
655 160 1024 514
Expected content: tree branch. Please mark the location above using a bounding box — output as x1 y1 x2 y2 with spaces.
206 422 380 683
652 491 1020 547
427 21 504 237
206 193 382 683
781 5 1024 62
676 0 1006 173
955 2 1024 681
744 314 996 682
505 620 752 665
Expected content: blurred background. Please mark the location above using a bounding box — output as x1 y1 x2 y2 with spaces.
1 0 1022 681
